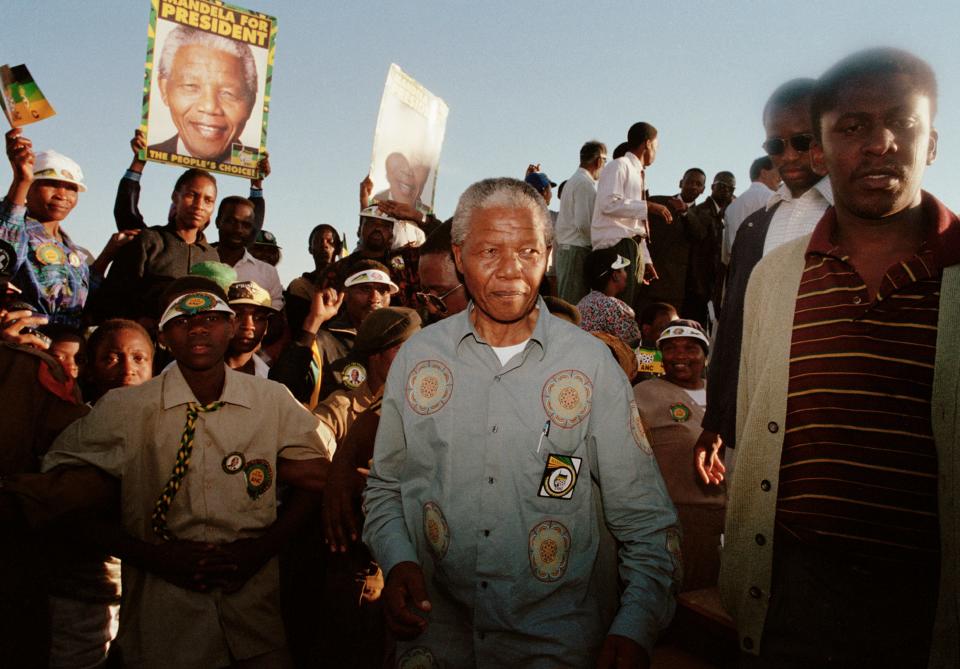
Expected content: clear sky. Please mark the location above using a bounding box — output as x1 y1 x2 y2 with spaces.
5 0 959 285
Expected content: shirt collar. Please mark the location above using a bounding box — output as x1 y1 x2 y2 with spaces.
455 295 551 361
766 176 833 210
577 167 595 182
805 190 960 267
161 363 253 410
623 152 643 171
235 249 257 267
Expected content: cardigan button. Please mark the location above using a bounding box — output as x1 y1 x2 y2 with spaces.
760 480 771 492
767 421 779 433
743 636 755 650
749 586 762 599
755 533 766 546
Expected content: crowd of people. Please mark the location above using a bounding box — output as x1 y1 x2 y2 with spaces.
0 45 957 669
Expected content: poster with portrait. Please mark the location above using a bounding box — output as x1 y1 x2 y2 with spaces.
0 64 56 127
138 0 276 179
369 64 449 214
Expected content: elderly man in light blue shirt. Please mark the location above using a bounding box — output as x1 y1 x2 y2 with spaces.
364 177 679 669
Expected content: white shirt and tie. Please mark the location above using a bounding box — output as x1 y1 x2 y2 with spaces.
591 153 651 263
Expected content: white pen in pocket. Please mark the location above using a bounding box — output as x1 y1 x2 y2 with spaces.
536 420 551 454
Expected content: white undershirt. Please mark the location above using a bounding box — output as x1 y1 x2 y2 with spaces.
683 387 707 406
491 340 529 366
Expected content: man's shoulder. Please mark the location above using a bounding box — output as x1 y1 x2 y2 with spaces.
749 235 809 295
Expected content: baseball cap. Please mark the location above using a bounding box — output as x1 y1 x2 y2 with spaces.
227 280 277 311
254 229 281 249
344 267 400 295
583 248 631 286
656 319 710 353
524 172 556 191
159 290 235 329
33 150 86 192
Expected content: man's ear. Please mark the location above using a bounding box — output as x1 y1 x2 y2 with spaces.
452 244 465 274
927 128 938 165
157 77 169 106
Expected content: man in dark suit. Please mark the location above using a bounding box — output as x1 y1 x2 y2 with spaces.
684 172 735 326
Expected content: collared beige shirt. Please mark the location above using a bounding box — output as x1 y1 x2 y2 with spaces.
313 380 382 448
44 365 332 669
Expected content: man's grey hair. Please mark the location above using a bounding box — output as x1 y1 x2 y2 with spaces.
451 178 553 247
157 25 258 105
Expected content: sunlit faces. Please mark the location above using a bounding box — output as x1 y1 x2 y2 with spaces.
711 181 735 208
158 44 255 160
453 206 548 326
360 217 394 254
26 179 79 222
159 311 236 371
230 304 271 354
764 100 821 197
642 137 659 167
90 328 154 393
172 176 217 231
679 171 705 203
217 202 256 249
343 283 392 327
815 73 937 222
417 253 468 320
661 337 706 389
310 229 337 265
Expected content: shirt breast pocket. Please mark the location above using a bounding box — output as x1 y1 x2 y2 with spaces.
526 432 592 512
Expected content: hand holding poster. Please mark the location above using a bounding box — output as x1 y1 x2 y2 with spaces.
139 0 276 179
0 64 56 127
369 64 449 224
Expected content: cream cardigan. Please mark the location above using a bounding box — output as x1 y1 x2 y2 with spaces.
719 234 960 666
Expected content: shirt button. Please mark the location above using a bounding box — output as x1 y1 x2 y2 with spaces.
488 477 495 485
767 421 779 434
494 376 501 382
755 533 766 546
760 480 771 492
480 581 488 589
749 586 762 599
853 295 862 304
478 632 486 641
491 425 498 433
743 636 754 650
484 529 490 537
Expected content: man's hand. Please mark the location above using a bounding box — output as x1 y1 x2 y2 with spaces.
641 263 659 285
322 457 367 553
694 429 726 485
666 196 687 213
303 287 343 335
525 163 541 177
6 128 35 186
376 199 424 224
383 561 432 639
251 152 270 189
596 634 650 669
129 129 147 173
145 540 239 592
0 309 50 349
648 201 673 223
360 175 374 210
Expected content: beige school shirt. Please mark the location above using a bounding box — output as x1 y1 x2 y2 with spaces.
43 365 333 669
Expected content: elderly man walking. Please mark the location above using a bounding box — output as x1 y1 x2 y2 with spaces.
364 177 679 668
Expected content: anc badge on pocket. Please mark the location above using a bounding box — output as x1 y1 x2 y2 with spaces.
538 453 582 500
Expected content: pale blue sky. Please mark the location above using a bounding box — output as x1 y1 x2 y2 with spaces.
5 0 959 284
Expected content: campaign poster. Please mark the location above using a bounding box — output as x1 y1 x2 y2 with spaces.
369 64 449 215
138 0 277 179
0 64 56 127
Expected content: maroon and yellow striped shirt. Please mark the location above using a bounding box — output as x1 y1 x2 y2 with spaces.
776 193 960 564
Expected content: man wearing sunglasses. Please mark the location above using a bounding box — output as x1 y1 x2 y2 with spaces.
415 222 468 323
694 78 833 486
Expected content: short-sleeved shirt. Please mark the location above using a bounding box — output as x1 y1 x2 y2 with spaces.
363 298 678 666
0 199 89 327
43 365 332 668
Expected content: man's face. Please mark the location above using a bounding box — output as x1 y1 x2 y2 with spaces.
230 304 270 354
311 229 337 265
384 153 417 205
452 206 547 326
50 337 84 379
361 217 394 254
344 283 391 327
418 253 468 321
541 186 552 207
764 100 821 198
641 309 678 346
759 165 781 191
172 176 217 231
91 328 154 393
158 44 254 160
26 180 79 222
679 171 705 203
160 311 236 372
661 338 706 387
815 73 937 222
217 202 256 249
711 180 735 208
642 137 659 167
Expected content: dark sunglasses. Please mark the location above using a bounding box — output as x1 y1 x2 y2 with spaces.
762 133 815 156
415 283 463 315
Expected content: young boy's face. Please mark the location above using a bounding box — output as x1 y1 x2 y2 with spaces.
229 304 270 355
160 312 236 371
91 328 154 393
50 336 85 379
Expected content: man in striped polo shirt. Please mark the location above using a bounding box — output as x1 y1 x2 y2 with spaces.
720 48 960 668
